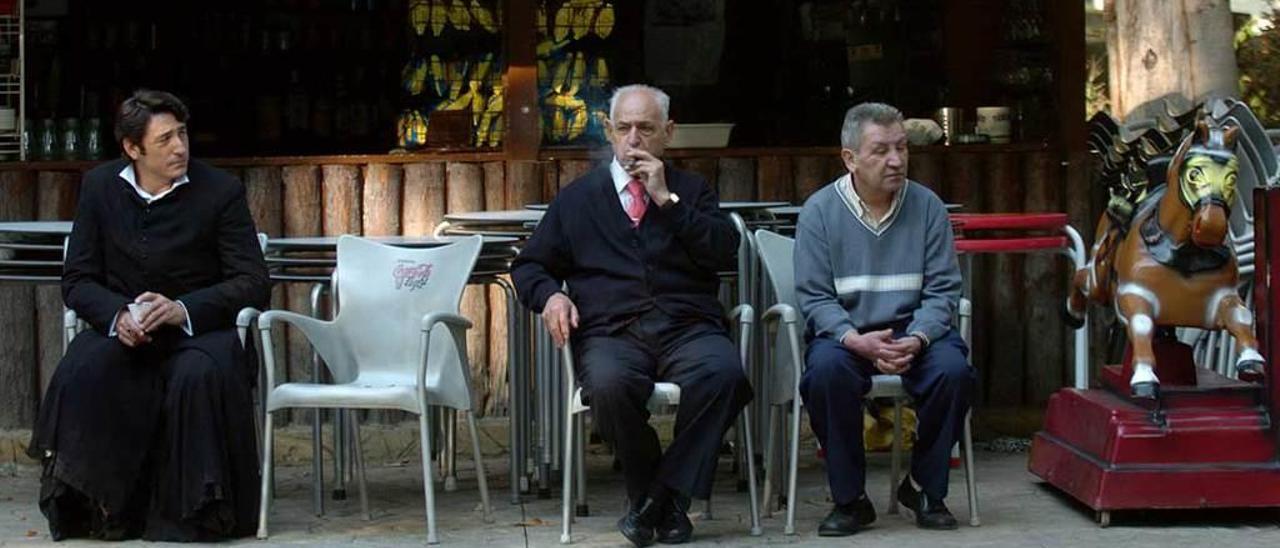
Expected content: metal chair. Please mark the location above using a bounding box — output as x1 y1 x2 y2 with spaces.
557 304 762 544
255 235 493 544
752 229 979 534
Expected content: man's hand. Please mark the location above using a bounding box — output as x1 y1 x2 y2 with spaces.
134 292 188 333
542 292 579 348
114 308 151 347
872 335 923 374
842 329 904 361
623 149 672 206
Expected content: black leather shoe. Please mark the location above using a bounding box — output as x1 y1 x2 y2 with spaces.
655 496 693 544
897 477 958 530
817 495 877 536
618 496 667 547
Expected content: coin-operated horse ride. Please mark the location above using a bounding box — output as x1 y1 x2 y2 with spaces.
1030 101 1280 525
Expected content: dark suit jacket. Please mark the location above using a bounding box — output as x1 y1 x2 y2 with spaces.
512 163 739 338
62 158 271 336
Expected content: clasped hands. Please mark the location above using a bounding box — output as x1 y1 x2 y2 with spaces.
842 329 922 375
114 292 188 348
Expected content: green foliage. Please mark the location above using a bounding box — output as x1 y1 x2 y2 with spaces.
1237 10 1280 126
1085 54 1110 120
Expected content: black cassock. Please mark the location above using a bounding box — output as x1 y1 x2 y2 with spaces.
28 158 271 541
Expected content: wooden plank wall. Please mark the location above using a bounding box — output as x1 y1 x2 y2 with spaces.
0 148 1084 426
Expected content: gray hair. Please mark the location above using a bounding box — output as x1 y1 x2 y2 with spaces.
840 102 904 150
609 84 671 122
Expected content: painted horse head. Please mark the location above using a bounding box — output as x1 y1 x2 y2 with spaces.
1163 117 1241 250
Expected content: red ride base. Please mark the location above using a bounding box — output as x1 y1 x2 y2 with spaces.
1030 186 1280 521
1029 365 1280 515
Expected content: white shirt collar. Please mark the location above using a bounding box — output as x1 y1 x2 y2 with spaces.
118 163 190 204
609 157 633 195
836 173 907 234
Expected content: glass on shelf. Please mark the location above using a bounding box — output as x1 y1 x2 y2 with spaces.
82 118 102 160
60 118 80 161
20 118 30 160
37 118 55 160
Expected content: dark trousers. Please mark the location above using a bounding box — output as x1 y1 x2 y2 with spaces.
31 328 260 541
800 328 973 505
576 309 753 502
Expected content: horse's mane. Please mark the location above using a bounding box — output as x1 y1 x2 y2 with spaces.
1088 104 1202 219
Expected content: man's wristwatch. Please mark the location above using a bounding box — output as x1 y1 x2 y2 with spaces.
662 191 680 208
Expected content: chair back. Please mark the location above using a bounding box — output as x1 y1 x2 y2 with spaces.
328 235 482 408
754 229 802 404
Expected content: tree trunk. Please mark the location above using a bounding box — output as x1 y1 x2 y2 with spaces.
1106 0 1239 121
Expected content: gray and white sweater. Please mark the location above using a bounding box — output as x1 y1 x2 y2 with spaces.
794 175 961 345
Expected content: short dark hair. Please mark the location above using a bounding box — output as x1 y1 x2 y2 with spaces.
114 90 189 152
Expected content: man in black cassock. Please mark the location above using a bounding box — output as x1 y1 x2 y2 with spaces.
28 90 270 541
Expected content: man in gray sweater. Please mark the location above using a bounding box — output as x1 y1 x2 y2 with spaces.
794 102 973 536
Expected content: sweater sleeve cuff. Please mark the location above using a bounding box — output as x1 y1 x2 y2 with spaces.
837 326 859 346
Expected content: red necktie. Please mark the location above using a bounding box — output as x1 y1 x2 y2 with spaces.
625 179 647 227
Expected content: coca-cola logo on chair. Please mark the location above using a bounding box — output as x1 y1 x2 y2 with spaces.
393 260 434 291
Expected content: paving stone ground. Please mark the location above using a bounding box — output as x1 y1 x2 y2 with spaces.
3 445 1279 547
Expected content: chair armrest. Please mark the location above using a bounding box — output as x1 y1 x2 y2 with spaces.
63 309 81 354
761 302 805 400
419 312 473 389
236 307 261 347
761 303 800 324
729 304 755 373
420 311 473 332
257 309 343 389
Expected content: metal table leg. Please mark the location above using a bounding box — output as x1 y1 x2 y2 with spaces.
495 278 526 504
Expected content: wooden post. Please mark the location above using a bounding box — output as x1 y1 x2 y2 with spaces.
0 170 37 428
35 172 80 401
792 156 829 204
242 166 287 394
362 163 403 237
676 157 719 188
983 153 1026 406
402 162 447 236
447 162 491 410
757 156 794 203
321 165 362 238
507 161 543 209
717 157 756 202
943 152 981 207
557 159 593 190
483 161 506 211
541 161 559 201
1022 151 1068 403
504 0 539 160
243 167 284 237
282 165 321 422
483 161 508 417
910 151 945 194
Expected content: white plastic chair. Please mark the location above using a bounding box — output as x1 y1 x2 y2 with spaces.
255 235 493 544
557 304 762 544
752 229 979 534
